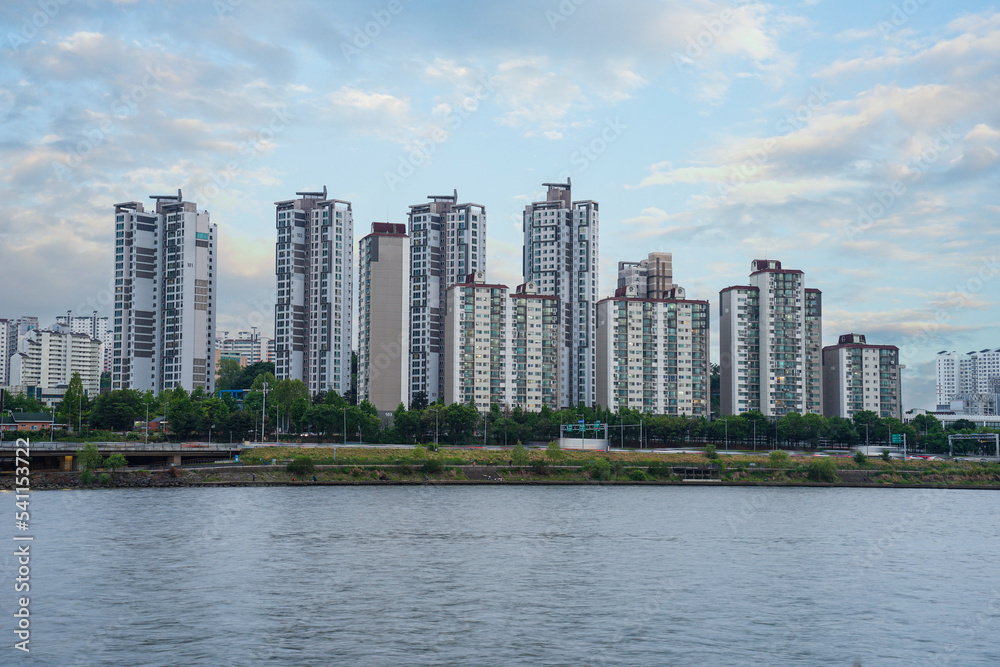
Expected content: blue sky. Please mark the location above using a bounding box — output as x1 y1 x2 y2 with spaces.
1 0 998 411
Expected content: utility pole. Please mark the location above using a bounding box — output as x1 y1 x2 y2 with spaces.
261 382 269 443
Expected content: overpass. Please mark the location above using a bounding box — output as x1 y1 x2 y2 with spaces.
0 441 242 472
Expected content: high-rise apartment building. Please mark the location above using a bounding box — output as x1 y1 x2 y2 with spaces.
719 259 822 416
9 329 103 397
215 330 271 366
510 281 561 411
408 191 486 404
358 223 410 412
936 348 1000 413
597 285 710 416
4 317 39 384
522 179 599 408
443 272 512 407
617 252 674 299
274 188 353 398
822 334 903 420
55 312 111 374
112 191 216 393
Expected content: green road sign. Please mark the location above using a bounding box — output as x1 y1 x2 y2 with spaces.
891 434 902 444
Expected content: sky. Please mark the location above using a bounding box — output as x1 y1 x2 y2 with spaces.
1 0 998 412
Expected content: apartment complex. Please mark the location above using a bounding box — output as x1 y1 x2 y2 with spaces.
112 191 216 393
55 312 111 373
597 285 710 416
617 252 674 299
719 259 822 417
274 188 353 397
216 330 272 366
358 223 410 412
9 329 103 397
936 348 1000 414
511 282 561 411
822 334 903 419
522 180 599 408
443 272 512 407
407 191 486 405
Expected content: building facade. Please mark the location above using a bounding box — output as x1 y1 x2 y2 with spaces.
597 285 710 416
522 179 599 408
112 191 216 393
358 223 410 412
936 348 1000 414
408 191 486 405
719 259 822 417
216 330 271 366
443 272 512 408
9 329 103 397
510 282 561 411
617 252 674 299
274 188 353 397
55 312 111 373
822 334 903 420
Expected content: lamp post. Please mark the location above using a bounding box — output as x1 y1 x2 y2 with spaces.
209 423 214 445
753 420 757 451
261 382 269 444
484 409 488 447
144 401 150 445
724 418 728 453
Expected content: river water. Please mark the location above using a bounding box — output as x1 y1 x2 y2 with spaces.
3 485 999 665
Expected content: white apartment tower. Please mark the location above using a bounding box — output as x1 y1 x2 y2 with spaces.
443 272 513 408
358 223 410 412
112 191 216 393
408 191 486 404
617 253 674 299
522 179 599 408
55 312 111 373
822 334 903 420
10 329 103 397
597 285 711 416
936 348 1000 413
719 259 822 417
274 188 353 398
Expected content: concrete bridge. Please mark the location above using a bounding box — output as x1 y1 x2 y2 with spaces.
0 441 242 472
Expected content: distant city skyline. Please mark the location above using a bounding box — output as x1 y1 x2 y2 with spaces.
2 0 998 412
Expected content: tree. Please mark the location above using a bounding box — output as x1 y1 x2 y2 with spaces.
90 390 144 431
103 453 128 472
511 442 529 467
951 418 976 432
77 442 102 473
393 403 419 444
58 372 87 432
215 358 244 392
410 391 429 411
166 386 199 440
4 392 46 413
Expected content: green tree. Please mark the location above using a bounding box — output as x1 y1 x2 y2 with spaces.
90 389 144 431
166 386 199 440
215 358 244 392
546 440 562 461
77 442 102 472
58 372 87 432
103 453 128 471
393 403 419 444
511 442 530 467
410 391 429 411
807 457 838 482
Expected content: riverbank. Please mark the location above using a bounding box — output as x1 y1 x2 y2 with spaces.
5 457 1000 490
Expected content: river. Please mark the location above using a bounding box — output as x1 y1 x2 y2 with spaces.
4 485 998 665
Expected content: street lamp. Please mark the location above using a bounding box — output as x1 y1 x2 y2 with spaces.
144 401 150 445
209 423 215 445
724 418 728 453
261 382 269 443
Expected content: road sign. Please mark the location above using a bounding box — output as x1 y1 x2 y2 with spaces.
891 434 902 444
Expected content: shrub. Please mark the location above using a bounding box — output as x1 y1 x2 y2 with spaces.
422 457 444 474
769 450 790 467
807 457 838 482
585 458 612 481
287 456 315 475
426 442 439 452
80 470 95 486
98 473 112 487
881 449 891 462
647 461 672 478
546 440 562 461
628 468 650 481
103 453 128 472
705 444 718 460
411 445 428 459
78 443 102 472
854 450 868 464
531 459 549 475
611 461 624 478
511 443 530 467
